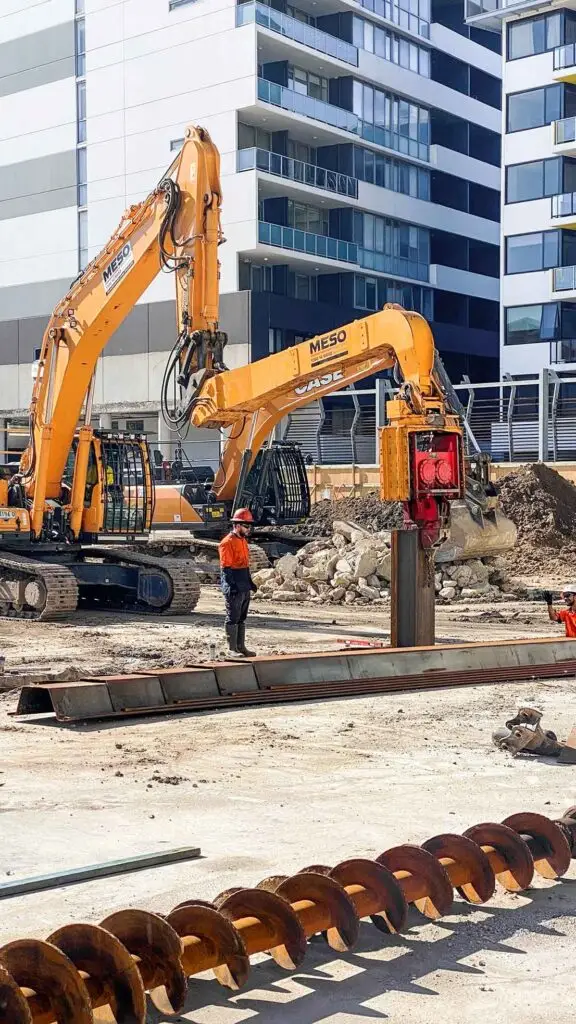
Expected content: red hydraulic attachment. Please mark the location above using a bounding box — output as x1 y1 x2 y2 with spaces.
404 431 463 547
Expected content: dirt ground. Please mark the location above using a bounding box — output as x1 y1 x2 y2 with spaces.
1 589 575 1023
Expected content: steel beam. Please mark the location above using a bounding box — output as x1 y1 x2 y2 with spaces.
390 529 435 647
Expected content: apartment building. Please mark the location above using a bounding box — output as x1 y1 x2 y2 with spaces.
0 0 501 460
467 0 576 377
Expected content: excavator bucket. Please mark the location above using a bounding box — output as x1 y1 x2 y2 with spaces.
436 501 517 563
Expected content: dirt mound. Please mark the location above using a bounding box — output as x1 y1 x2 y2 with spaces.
497 464 576 578
295 494 403 537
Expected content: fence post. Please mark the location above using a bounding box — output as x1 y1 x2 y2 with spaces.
538 367 550 463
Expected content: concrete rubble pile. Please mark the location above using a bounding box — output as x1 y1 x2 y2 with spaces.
252 520 514 606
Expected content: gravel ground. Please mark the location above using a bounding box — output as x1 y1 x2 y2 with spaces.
0 590 575 1022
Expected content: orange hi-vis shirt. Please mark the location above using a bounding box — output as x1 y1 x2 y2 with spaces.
555 608 576 637
219 532 250 569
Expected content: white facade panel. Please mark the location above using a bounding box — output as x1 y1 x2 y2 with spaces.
429 264 499 299
502 197 552 235
430 23 501 76
502 341 552 375
504 125 553 165
504 52 553 95
501 270 551 307
1 0 73 42
430 145 501 188
0 208 77 282
0 78 76 145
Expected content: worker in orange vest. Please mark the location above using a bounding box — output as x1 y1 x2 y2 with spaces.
219 508 258 657
545 584 576 637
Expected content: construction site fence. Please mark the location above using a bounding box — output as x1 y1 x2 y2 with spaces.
284 371 576 468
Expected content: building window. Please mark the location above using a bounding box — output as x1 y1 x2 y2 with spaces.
352 81 430 147
506 84 565 134
505 231 560 274
77 147 87 207
287 200 329 235
507 11 565 60
77 80 86 143
354 274 433 318
288 66 328 102
506 158 562 203
75 17 86 76
431 51 500 110
357 214 429 267
505 304 561 345
78 210 88 271
238 122 273 151
356 0 430 38
170 137 185 151
287 138 315 164
352 16 431 76
353 147 430 199
169 0 197 9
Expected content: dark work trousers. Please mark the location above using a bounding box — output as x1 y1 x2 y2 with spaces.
225 590 251 626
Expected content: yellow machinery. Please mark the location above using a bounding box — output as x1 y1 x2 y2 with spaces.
0 124 467 626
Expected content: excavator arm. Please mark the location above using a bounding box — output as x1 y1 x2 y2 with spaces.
20 126 224 540
189 304 465 546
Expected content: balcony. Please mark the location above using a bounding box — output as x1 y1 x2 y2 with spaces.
551 192 576 227
257 79 429 161
238 147 359 198
464 0 540 31
552 265 576 298
553 117 576 156
237 2 358 65
554 44 576 84
258 220 358 262
551 339 576 363
358 248 429 281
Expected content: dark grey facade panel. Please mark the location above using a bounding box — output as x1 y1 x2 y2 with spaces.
0 279 72 324
0 150 77 220
0 321 19 365
148 301 176 353
105 304 149 356
0 295 256 369
0 22 75 98
18 316 46 365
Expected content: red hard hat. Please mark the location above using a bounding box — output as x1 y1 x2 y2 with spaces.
231 507 254 523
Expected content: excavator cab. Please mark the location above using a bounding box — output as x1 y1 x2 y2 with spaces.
235 442 310 526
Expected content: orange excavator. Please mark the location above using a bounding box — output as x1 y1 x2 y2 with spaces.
0 125 468 622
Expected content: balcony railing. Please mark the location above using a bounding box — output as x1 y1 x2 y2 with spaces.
238 147 359 197
554 116 576 145
258 220 359 262
554 43 576 70
237 2 358 65
551 192 576 218
553 265 576 291
257 78 430 161
358 247 429 281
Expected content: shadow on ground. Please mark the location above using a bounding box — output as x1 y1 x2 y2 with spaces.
145 882 576 1022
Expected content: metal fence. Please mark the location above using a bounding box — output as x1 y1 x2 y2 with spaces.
284 372 576 465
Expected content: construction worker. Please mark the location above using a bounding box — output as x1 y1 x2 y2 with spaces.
544 585 576 637
219 508 258 657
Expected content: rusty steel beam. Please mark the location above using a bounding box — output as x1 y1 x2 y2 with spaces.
1 808 575 1024
390 529 435 647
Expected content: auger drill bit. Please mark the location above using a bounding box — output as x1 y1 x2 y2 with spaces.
1 807 575 1024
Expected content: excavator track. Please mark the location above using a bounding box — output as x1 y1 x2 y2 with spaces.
84 547 200 614
129 537 270 577
0 554 79 620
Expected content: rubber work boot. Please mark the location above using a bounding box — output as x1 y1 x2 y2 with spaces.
237 624 256 658
225 624 245 660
